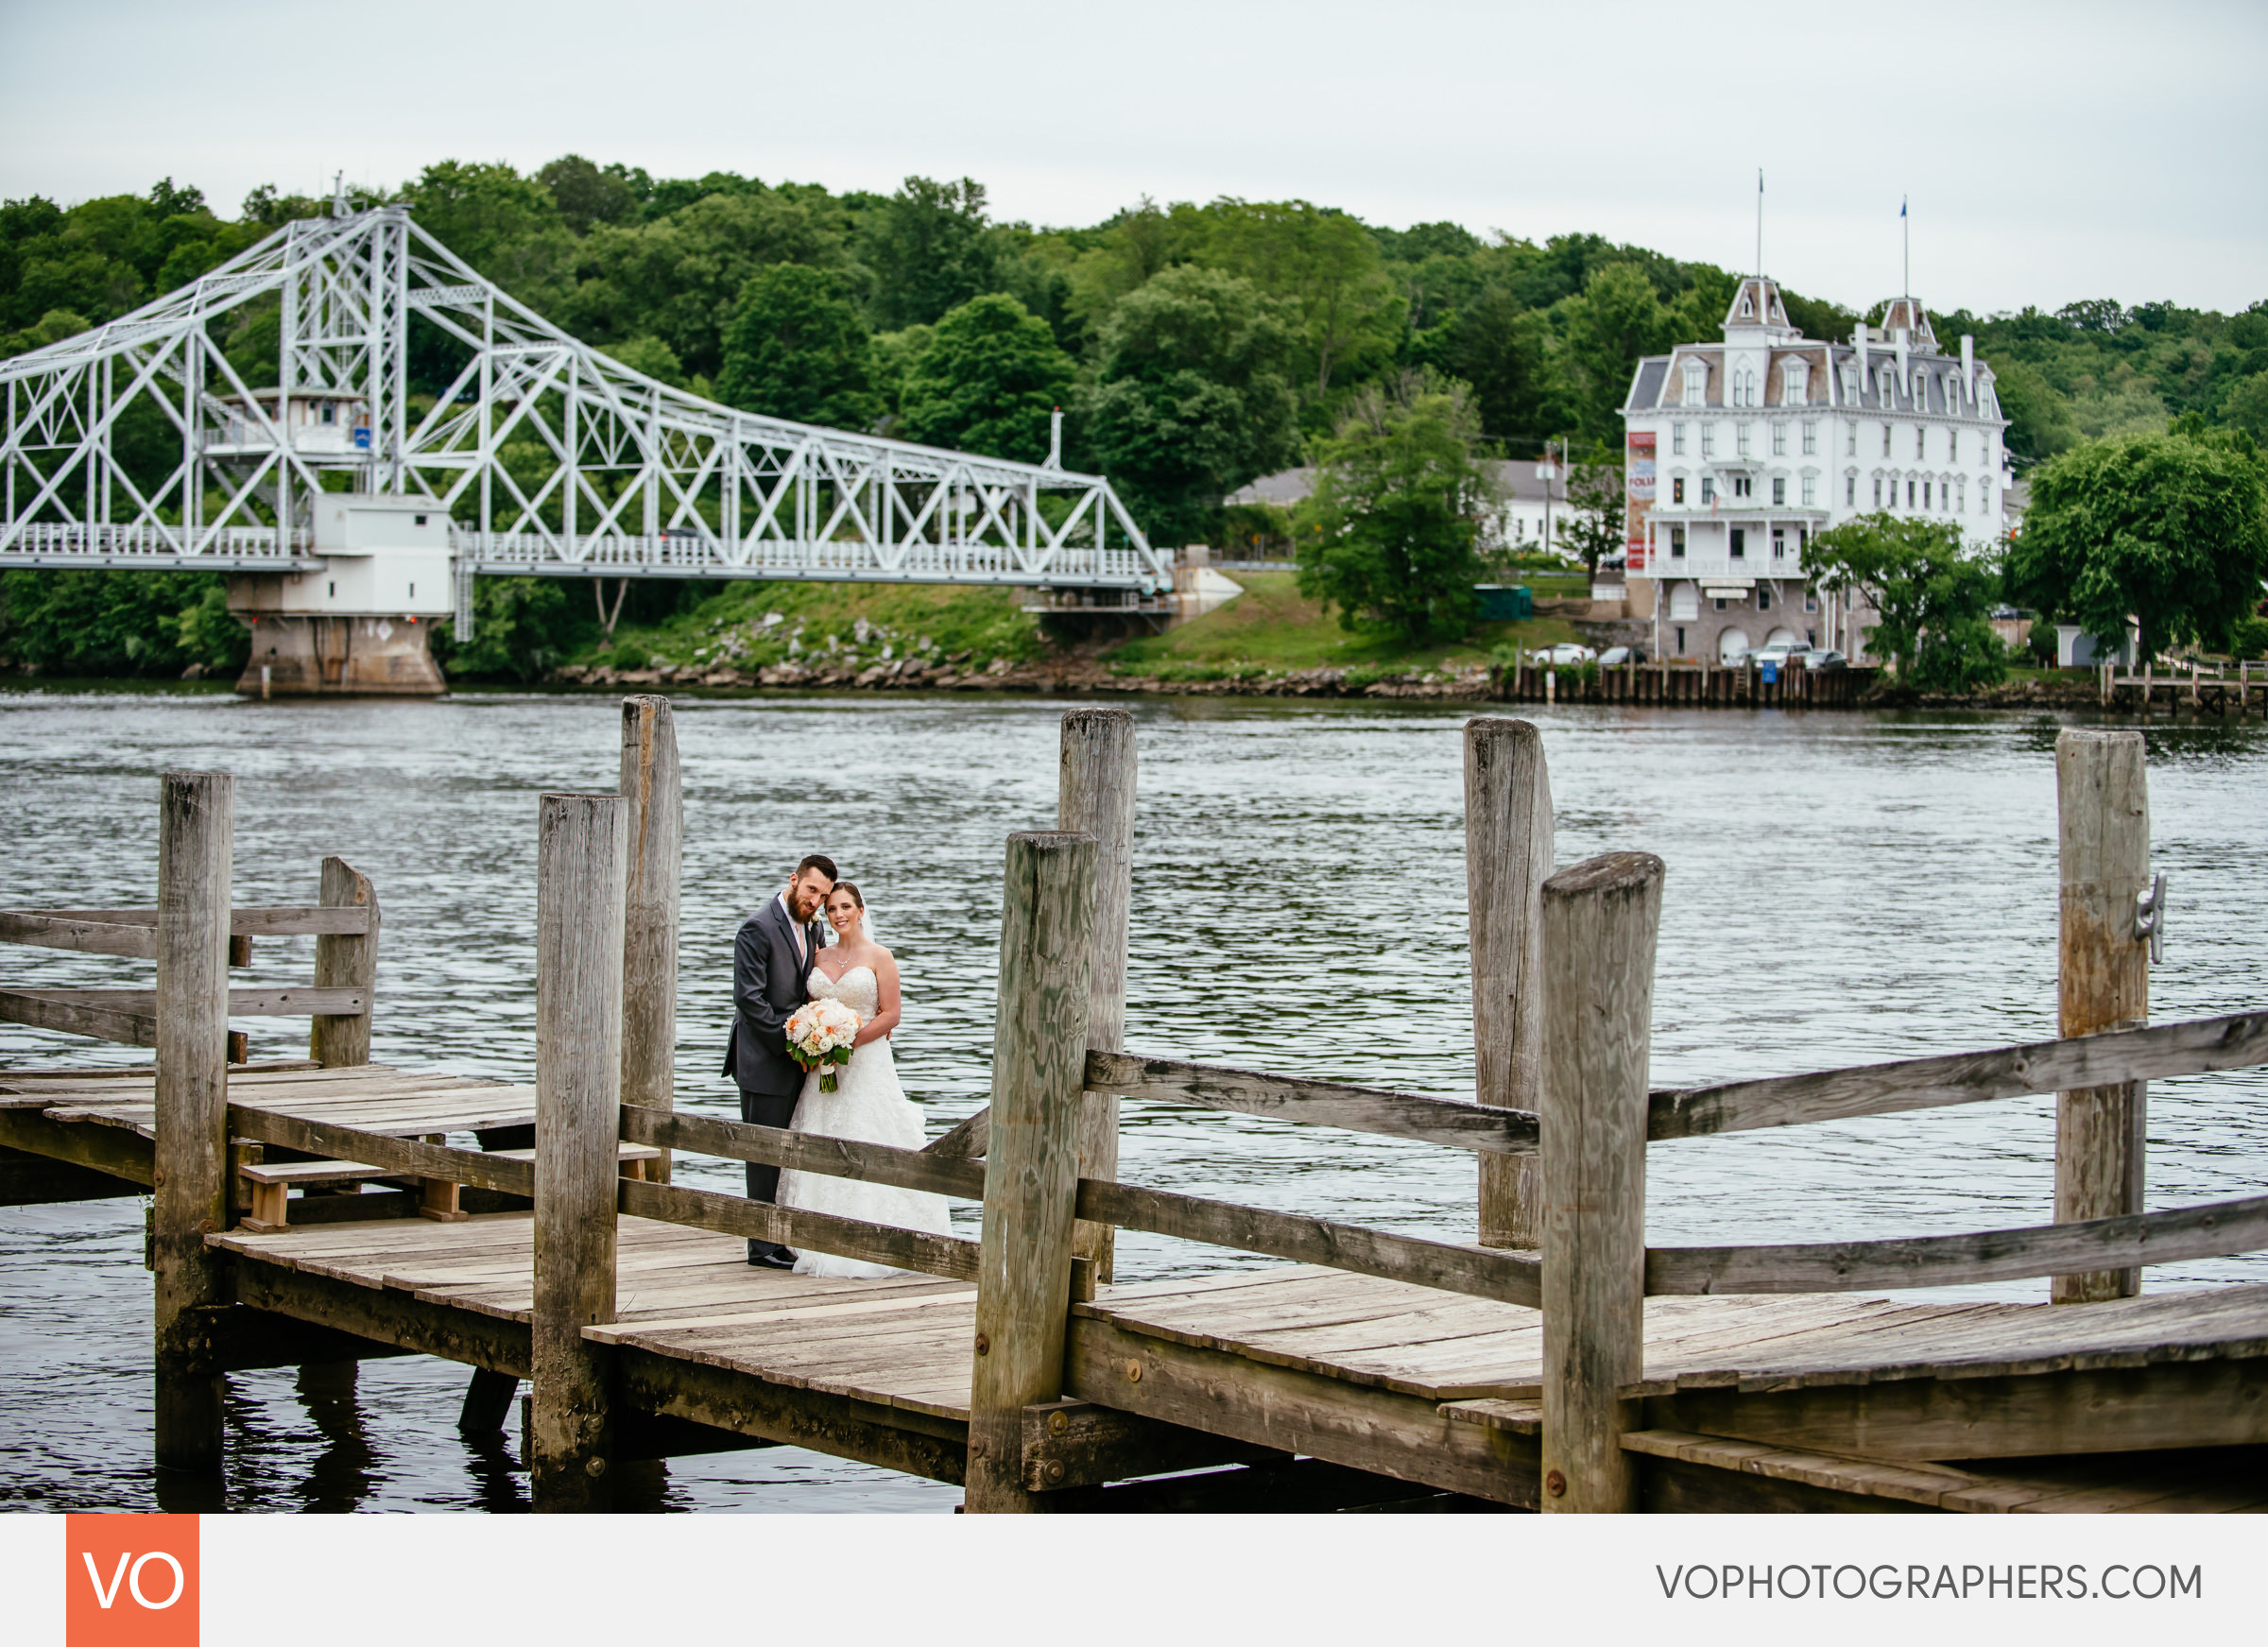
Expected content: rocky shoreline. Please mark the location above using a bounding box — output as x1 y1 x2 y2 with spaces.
546 657 2116 709
549 657 1500 700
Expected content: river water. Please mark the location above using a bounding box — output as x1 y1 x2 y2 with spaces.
2 685 2263 1513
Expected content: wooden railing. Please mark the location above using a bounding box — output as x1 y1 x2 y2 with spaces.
0 866 378 1065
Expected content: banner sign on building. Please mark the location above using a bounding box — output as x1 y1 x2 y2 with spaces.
1624 432 1656 571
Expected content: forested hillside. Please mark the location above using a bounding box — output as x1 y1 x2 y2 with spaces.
4 162 2263 677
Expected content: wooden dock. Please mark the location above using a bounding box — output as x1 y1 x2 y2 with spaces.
1492 655 1877 708
4 702 2266 1513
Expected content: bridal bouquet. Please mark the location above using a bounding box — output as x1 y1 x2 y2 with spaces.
784 998 862 1091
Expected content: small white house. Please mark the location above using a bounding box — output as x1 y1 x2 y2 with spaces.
2055 623 2138 668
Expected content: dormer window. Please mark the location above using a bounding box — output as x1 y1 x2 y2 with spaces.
1740 293 1754 317
1681 360 1707 406
1781 361 1809 405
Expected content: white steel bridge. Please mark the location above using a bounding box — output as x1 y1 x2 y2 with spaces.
0 200 1168 640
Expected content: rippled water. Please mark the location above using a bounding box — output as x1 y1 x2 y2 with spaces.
3 685 2264 1512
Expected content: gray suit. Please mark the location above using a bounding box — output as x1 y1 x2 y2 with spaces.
722 895 821 1261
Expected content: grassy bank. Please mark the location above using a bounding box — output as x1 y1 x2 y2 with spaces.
1099 572 1580 678
584 578 1047 677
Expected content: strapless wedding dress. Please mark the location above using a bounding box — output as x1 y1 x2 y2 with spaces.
776 963 954 1278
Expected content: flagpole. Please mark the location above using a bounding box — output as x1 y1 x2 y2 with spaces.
1757 169 1764 279
1902 195 1909 297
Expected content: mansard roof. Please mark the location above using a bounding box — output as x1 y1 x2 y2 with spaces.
1622 338 2002 419
1875 297 1939 351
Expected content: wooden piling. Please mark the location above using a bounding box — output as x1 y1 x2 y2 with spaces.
531 791 627 1510
618 695 681 1183
1057 708 1136 1281
2053 730 2150 1303
966 830 1097 1514
1464 718 1553 1249
153 770 232 1473
309 856 377 1068
1538 850 1663 1514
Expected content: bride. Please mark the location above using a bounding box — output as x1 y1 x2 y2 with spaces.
776 881 954 1278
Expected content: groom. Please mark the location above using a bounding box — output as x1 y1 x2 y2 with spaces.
723 852 836 1267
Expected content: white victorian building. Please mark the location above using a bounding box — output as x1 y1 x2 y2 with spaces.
1620 276 2013 662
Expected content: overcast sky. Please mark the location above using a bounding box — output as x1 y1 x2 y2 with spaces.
4 0 2262 317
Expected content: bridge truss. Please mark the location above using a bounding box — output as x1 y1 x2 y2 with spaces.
0 204 1168 637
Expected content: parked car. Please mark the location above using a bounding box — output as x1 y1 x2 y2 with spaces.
1595 645 1649 667
1534 643 1594 664
1744 644 1801 672
1790 648 1847 671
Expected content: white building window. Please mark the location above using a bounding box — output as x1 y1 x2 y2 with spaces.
1881 423 1893 456
1737 422 1752 457
1846 475 1856 506
1956 476 1967 511
1772 423 1787 456
1672 422 1687 455
1873 476 1883 506
1772 477 1786 506
1846 421 1857 455
1682 361 1707 405
1801 473 1817 506
1782 361 1809 404
1981 479 1992 514
1948 429 1959 462
1916 425 1927 460
1701 476 1717 504
1802 420 1817 455
1701 423 1716 457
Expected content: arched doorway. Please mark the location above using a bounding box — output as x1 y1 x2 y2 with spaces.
1764 626 1801 648
1717 626 1751 663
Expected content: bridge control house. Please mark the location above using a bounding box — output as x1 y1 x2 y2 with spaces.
1620 277 2013 663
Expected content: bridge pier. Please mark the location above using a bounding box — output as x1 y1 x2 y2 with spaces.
232 612 446 696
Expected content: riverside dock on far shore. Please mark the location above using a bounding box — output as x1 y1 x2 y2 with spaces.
4 702 2266 1513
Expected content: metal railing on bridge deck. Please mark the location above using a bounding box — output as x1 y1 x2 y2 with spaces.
0 521 319 571
457 528 1167 588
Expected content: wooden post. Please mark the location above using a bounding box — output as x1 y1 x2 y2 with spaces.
1538 851 1663 1515
966 830 1097 1514
2053 730 2150 1303
531 791 627 1511
153 769 232 1473
1465 718 1553 1249
309 856 377 1067
1057 708 1135 1282
618 695 681 1184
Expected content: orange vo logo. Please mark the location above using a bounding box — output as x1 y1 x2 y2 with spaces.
66 1516 198 1647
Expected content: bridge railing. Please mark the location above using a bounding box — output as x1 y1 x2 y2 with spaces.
0 522 314 567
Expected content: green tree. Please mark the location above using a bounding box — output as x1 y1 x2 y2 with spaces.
1419 283 1549 448
717 264 880 429
1556 261 1670 446
0 569 243 677
1205 199 1400 406
1076 265 1302 547
1560 449 1628 577
897 294 1072 461
1806 514 2006 691
860 177 999 331
1295 371 1498 644
401 161 576 313
1990 356 2081 462
537 154 638 233
564 189 850 380
2008 424 2268 659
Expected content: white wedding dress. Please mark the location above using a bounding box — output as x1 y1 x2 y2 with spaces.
776 963 954 1278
